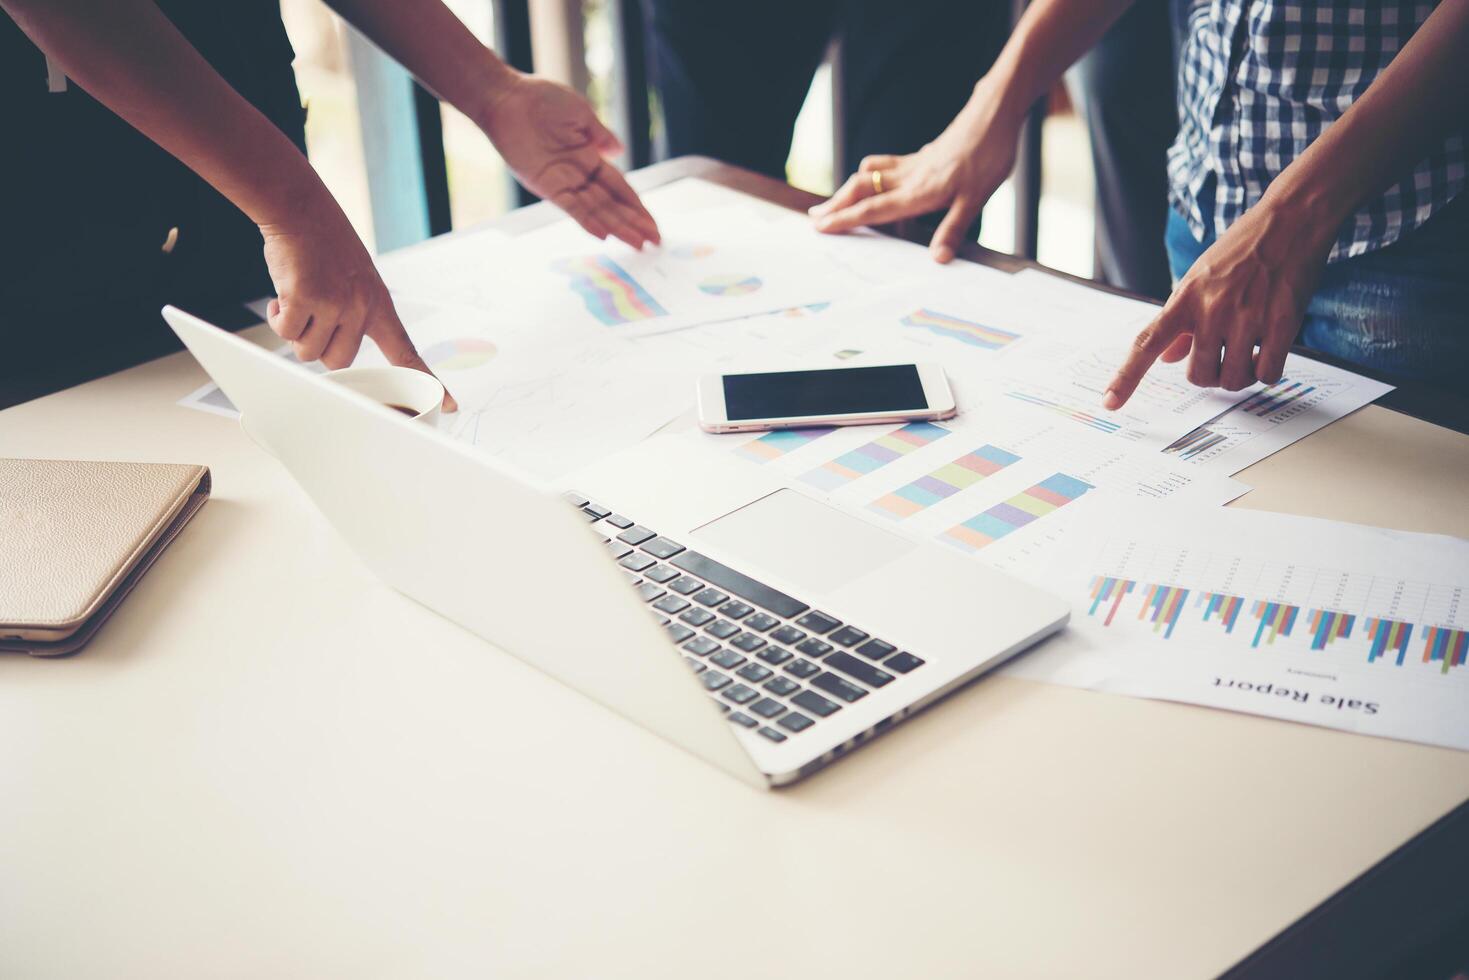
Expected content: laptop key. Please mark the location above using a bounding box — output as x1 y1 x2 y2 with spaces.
730 633 766 653
756 646 793 666
855 638 897 661
605 514 634 529
828 625 869 647
693 589 728 608
710 649 746 670
749 697 785 719
669 576 704 596
653 595 690 615
562 491 589 508
885 652 925 673
737 663 773 683
796 611 842 634
763 676 800 697
758 727 788 743
679 608 715 627
720 601 754 620
812 672 868 703
582 510 603 522
705 619 740 640
684 636 720 657
728 711 758 729
619 553 656 572
684 657 705 673
606 541 634 559
583 503 611 519
722 683 759 705
770 625 806 646
642 537 686 560
796 638 833 659
645 564 681 584
635 582 665 603
792 690 842 717
783 659 821 679
744 613 779 633
700 670 731 691
669 551 809 618
825 651 894 688
617 525 657 545
665 624 695 644
778 712 815 733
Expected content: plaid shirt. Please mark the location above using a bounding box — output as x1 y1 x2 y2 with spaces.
1167 0 1467 262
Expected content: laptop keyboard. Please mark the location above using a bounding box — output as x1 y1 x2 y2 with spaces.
565 492 926 743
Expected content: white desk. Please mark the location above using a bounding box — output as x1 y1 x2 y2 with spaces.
3 160 1468 978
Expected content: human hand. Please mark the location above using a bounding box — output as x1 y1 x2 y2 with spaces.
808 77 1024 262
259 195 456 411
477 72 659 250
1103 195 1335 410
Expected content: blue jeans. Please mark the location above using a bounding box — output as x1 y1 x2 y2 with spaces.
1164 194 1469 386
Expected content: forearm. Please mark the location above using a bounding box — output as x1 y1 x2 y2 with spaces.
984 0 1139 122
323 0 516 127
1 0 328 228
1261 0 1469 243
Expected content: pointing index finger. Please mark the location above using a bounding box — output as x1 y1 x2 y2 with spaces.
1104 309 1185 410
365 298 457 413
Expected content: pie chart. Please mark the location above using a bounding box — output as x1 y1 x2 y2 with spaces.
698 274 764 297
422 337 498 371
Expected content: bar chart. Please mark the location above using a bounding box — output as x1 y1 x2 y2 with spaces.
733 427 834 463
799 422 950 491
942 473 1093 552
869 444 1022 519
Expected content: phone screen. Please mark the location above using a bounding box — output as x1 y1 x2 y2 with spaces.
722 365 928 421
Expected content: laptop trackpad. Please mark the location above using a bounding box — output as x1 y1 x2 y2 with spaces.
693 489 917 592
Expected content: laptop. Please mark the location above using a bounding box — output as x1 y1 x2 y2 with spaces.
163 306 1068 788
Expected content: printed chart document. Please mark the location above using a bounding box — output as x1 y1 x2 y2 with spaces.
682 412 1248 582
1001 500 1469 751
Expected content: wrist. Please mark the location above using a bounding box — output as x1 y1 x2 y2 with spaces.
466 57 522 132
966 72 1029 143
1258 170 1351 259
253 169 347 237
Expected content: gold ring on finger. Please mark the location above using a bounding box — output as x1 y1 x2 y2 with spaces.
870 170 884 195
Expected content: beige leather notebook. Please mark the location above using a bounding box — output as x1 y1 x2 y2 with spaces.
0 459 210 657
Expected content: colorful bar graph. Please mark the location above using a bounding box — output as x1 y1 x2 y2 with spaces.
1197 592 1244 633
733 427 834 463
899 308 1020 350
800 422 950 491
1307 610 1356 651
1250 601 1299 647
1366 617 1415 665
868 444 1021 519
941 473 1093 552
1233 378 1317 418
1164 426 1228 459
1140 584 1191 638
552 256 667 325
1421 627 1469 674
1005 392 1122 434
1088 576 1135 626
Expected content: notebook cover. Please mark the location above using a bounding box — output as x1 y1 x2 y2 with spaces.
0 459 210 655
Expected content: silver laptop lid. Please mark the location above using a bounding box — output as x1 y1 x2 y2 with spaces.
162 307 765 788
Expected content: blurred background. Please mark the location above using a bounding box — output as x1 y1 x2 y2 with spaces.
280 0 1095 277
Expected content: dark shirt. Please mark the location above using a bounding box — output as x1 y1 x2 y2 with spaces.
0 2 306 404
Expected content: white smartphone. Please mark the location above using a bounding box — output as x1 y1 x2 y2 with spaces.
696 363 957 434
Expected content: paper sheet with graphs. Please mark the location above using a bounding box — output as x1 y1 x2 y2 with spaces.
1000 500 1469 751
